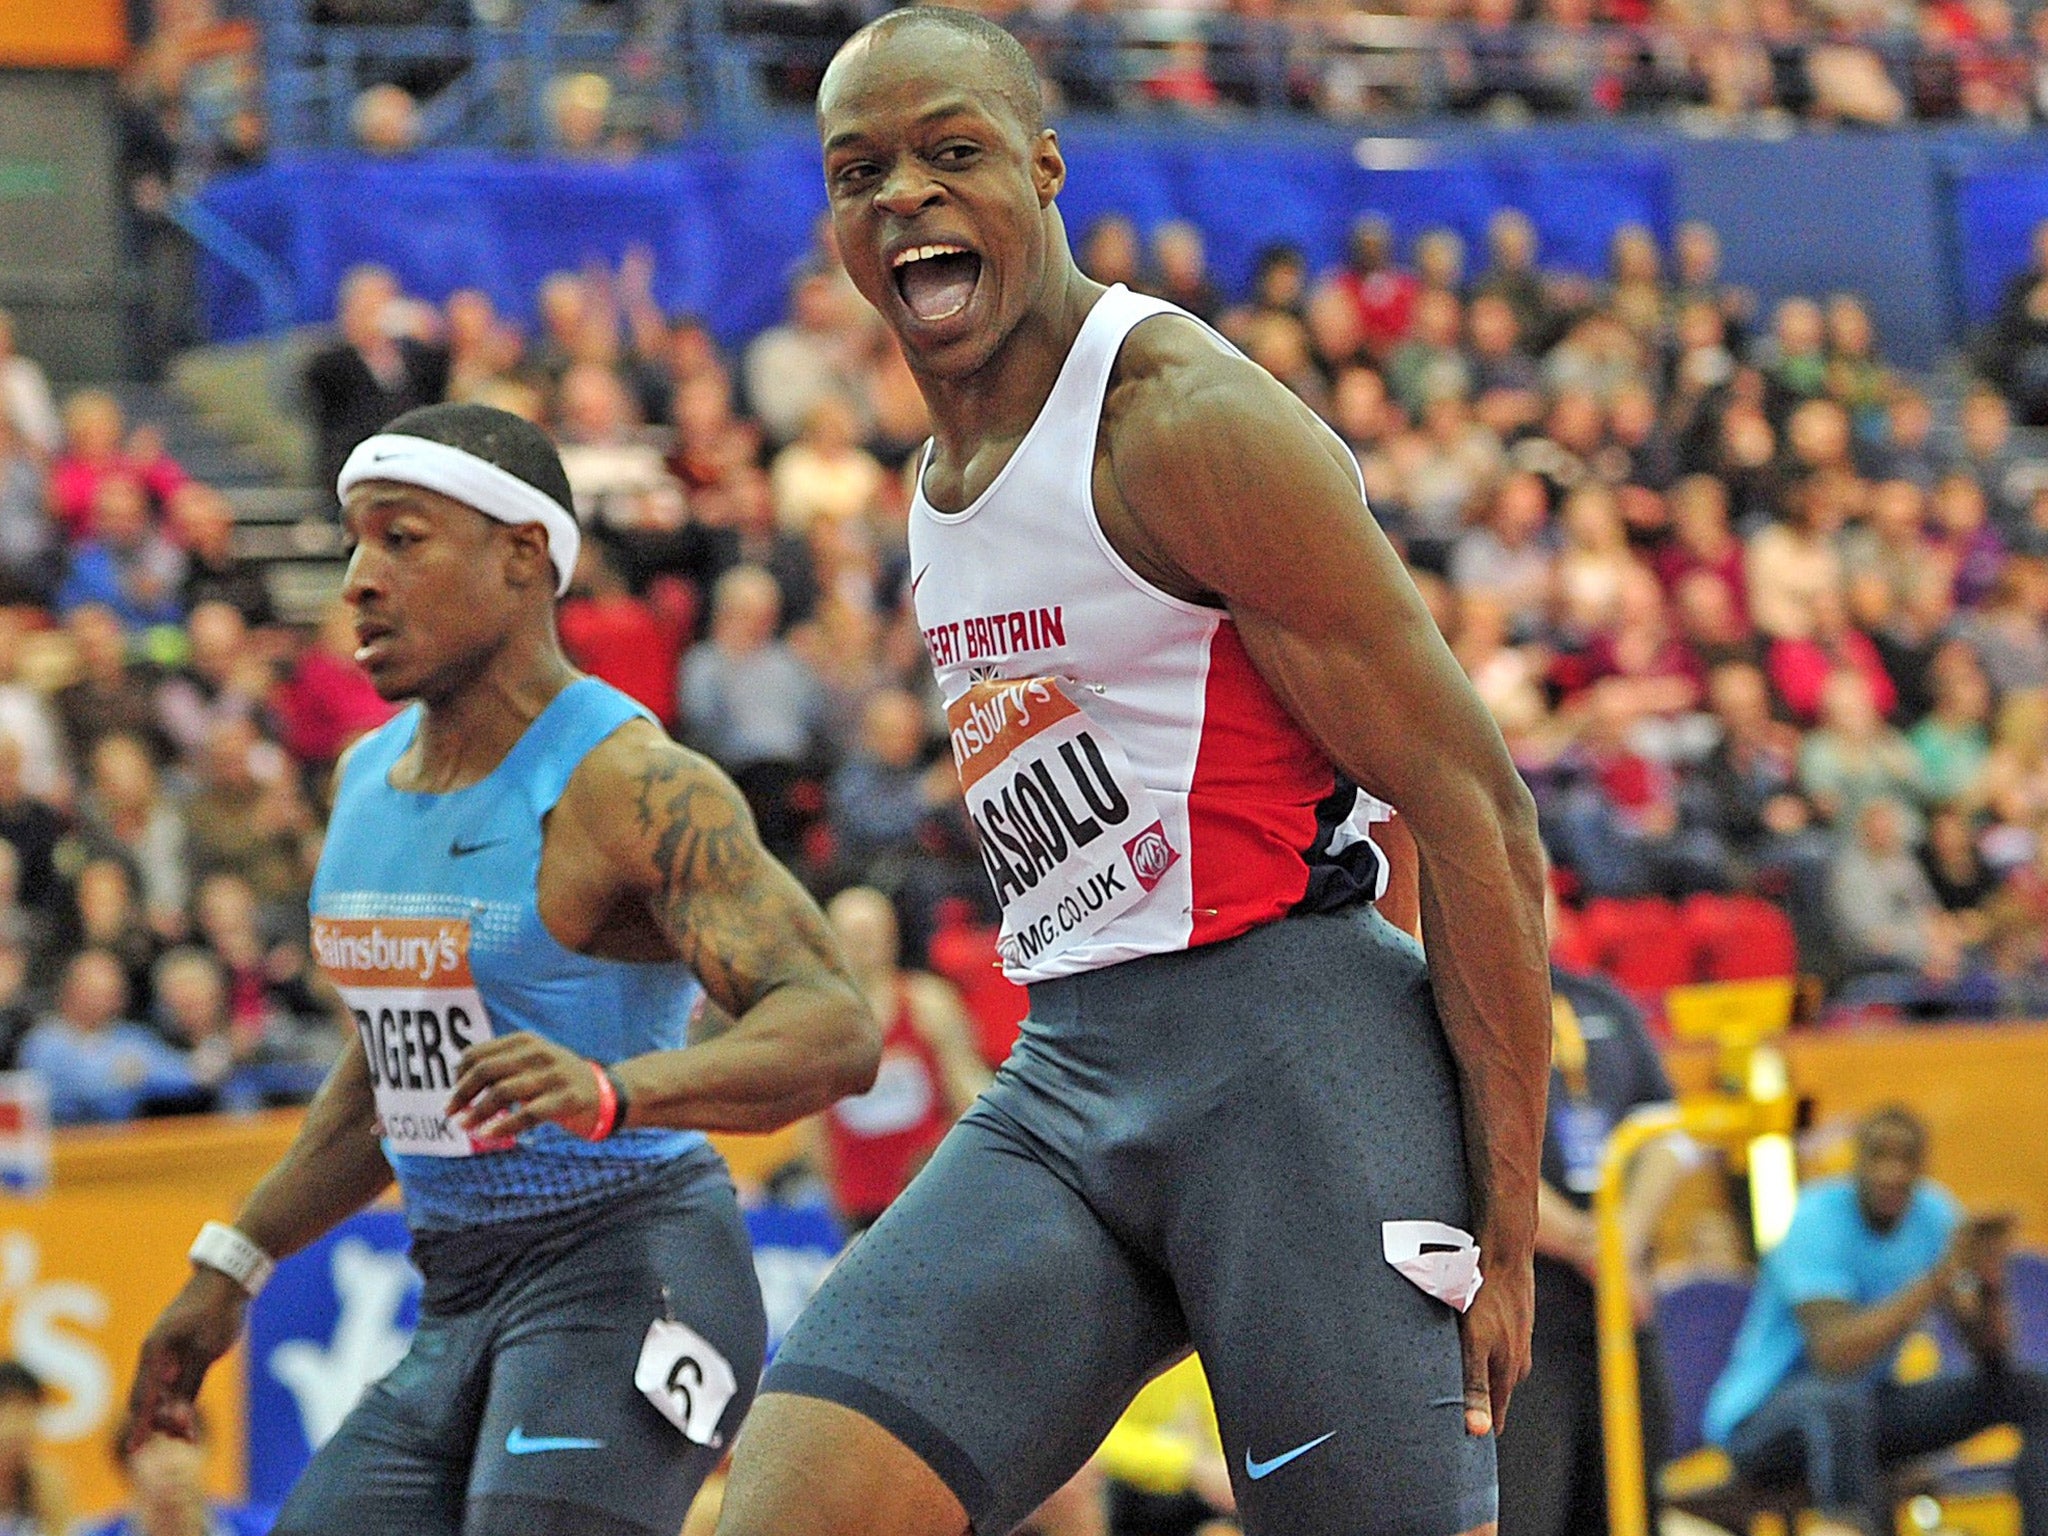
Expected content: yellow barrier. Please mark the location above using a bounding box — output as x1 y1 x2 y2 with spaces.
24 1111 813 1519
1596 1093 1798 1536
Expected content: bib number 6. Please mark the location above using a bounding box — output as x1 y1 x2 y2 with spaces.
635 1318 737 1446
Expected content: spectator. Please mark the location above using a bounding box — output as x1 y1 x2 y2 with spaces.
1920 802 1996 938
18 948 195 1124
80 1419 269 1536
0 1361 66 1535
54 475 187 630
1909 641 1994 806
1840 479 1928 630
558 543 685 727
183 718 315 908
1949 387 2027 536
268 601 397 773
1474 209 1557 349
1549 681 1722 898
77 733 189 938
1929 471 2007 612
0 929 38 1071
1746 476 1845 642
1976 687 2048 832
1655 474 1749 620
0 414 56 605
554 363 683 535
350 82 419 156
818 886 989 1231
191 870 331 1052
1800 669 1924 838
1451 470 1554 639
168 482 274 625
0 311 58 458
0 611 70 807
1497 893 1688 1536
55 603 169 767
1768 585 1897 727
1321 215 1418 364
1385 289 1470 419
1763 297 1831 426
743 269 870 447
1467 292 1545 437
303 265 450 498
1555 484 1642 639
1956 557 2048 697
828 686 963 876
1870 388 1940 488
1145 220 1220 325
154 600 269 766
151 946 257 1111
692 463 820 627
770 392 886 535
1078 215 1143 290
0 736 64 923
1704 1107 2047 1534
678 564 824 859
48 392 186 545
1827 796 1960 993
68 857 159 1013
547 71 613 158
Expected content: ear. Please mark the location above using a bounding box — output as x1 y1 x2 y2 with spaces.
502 520 556 592
1033 129 1065 207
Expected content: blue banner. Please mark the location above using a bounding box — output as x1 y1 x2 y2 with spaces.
1950 156 2048 324
196 130 1671 347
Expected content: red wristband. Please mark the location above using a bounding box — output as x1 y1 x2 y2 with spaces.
586 1059 619 1142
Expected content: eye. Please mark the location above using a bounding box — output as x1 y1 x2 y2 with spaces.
832 160 879 190
933 142 980 168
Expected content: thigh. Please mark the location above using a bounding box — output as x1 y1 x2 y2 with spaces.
467 1182 768 1535
1169 913 1496 1536
1874 1374 2012 1466
271 1312 486 1536
743 1110 1188 1536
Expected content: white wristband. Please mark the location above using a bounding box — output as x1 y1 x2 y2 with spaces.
188 1221 275 1298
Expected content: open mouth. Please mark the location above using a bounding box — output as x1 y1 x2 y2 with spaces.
891 243 983 324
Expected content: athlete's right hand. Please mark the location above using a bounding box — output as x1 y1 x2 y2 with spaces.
1458 1248 1534 1438
122 1267 249 1452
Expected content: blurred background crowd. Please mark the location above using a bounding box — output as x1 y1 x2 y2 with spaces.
10 182 2048 1141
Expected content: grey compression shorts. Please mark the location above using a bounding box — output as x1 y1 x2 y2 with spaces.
275 1148 765 1536
762 907 1497 1536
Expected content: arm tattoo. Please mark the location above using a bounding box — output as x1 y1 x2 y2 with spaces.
631 751 836 1014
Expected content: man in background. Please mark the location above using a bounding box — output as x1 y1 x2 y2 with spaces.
1706 1106 2048 1535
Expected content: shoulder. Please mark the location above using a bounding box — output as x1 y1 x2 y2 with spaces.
1910 1180 1962 1233
555 716 744 870
1103 313 1297 468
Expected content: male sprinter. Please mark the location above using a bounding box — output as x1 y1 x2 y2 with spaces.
715 12 1551 1536
123 403 879 1536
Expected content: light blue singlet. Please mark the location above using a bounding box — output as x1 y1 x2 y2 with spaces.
311 677 710 1232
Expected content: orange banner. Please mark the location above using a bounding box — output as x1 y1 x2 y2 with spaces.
0 0 128 68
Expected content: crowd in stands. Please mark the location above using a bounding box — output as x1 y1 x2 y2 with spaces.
7 191 2048 1136
101 0 2048 205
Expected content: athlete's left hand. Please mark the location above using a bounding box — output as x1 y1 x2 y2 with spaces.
450 1032 609 1140
1458 1247 1534 1438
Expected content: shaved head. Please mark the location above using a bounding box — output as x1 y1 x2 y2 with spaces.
824 6 1045 135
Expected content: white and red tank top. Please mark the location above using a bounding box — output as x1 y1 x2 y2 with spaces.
910 285 1384 984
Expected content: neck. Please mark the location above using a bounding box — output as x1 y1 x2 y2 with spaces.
139 1490 211 1536
405 633 578 793
914 255 1102 469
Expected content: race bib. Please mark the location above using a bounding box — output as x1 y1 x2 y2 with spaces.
312 916 503 1157
947 676 1177 973
635 1318 738 1446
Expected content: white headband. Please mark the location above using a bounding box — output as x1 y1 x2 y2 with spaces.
338 432 581 597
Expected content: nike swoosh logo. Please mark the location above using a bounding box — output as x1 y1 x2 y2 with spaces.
909 564 930 598
449 837 506 858
1245 1431 1335 1480
505 1427 606 1455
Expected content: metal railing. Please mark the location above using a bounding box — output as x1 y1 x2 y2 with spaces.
244 1 2048 150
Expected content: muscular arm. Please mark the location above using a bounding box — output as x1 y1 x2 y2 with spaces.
569 726 878 1132
1101 320 1551 1431
233 1034 393 1258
